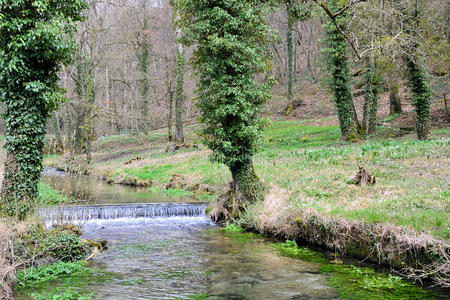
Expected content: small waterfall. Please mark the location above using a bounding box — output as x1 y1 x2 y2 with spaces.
39 203 207 222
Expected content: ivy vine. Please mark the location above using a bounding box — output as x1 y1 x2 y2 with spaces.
0 0 87 219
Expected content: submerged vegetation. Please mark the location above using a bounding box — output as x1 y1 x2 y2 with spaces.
272 239 435 299
321 264 435 300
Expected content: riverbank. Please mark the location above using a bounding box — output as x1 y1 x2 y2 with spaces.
43 118 450 286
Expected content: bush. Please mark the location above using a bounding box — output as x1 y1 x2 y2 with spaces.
41 232 88 262
14 225 89 265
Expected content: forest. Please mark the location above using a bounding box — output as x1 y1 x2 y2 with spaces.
0 0 448 299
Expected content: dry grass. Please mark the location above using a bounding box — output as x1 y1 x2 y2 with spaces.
0 218 31 299
239 188 450 287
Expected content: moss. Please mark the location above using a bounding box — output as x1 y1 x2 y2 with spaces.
346 126 360 143
320 264 435 300
223 224 245 232
272 240 327 263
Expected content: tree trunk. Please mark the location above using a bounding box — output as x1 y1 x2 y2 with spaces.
306 22 318 84
389 83 402 114
175 49 185 143
1 151 34 219
52 112 65 153
1 105 46 219
168 86 174 142
406 58 432 140
285 10 294 115
323 0 359 141
362 56 379 136
230 162 263 211
403 2 432 140
138 19 150 133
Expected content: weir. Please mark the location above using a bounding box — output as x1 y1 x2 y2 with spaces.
39 203 207 222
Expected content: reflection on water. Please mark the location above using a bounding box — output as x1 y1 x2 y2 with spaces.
41 168 200 205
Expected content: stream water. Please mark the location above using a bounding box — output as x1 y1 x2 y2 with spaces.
27 170 446 299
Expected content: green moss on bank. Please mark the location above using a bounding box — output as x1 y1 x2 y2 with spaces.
320 264 435 300
15 261 118 300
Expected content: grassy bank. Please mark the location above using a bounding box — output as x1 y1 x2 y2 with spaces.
46 120 449 240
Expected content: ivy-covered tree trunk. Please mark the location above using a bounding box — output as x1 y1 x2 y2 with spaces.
362 56 379 136
403 3 432 140
0 0 86 219
1 105 48 218
138 19 150 132
405 58 432 140
323 0 359 141
230 162 263 208
175 50 185 143
174 0 272 210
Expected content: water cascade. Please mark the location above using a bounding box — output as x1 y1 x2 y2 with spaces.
39 203 207 222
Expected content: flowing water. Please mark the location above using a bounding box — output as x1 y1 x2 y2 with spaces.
41 167 201 204
31 170 446 299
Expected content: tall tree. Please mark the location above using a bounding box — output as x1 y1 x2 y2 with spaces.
403 2 433 140
322 0 359 141
362 55 380 136
0 0 87 219
285 4 294 115
137 17 151 132
173 8 185 144
174 50 185 143
174 0 273 211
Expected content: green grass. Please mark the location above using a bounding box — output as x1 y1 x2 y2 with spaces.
38 182 68 206
120 164 176 182
263 121 340 151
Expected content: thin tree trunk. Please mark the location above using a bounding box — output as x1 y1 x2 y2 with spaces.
168 82 174 142
285 7 294 115
389 83 402 114
52 112 64 153
175 49 185 143
362 55 378 135
307 22 318 84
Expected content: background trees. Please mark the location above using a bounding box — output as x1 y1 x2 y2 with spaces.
0 0 447 215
